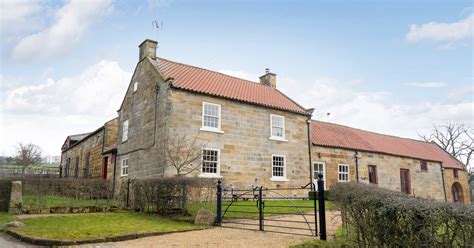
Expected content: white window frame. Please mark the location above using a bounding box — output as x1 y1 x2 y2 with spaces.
200 102 223 133
271 155 288 181
121 158 129 177
269 114 287 141
133 82 138 93
338 164 350 182
200 148 221 178
122 120 129 142
313 161 326 190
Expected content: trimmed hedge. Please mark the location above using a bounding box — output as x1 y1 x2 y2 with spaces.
122 177 216 216
331 182 474 247
0 179 12 211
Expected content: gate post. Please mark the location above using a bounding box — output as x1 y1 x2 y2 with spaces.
258 186 264 231
214 180 222 226
312 182 318 236
317 173 327 240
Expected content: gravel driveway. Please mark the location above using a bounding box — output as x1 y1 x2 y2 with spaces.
75 211 341 248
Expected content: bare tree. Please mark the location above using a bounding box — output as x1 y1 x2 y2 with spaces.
420 122 473 172
15 142 42 174
166 133 203 176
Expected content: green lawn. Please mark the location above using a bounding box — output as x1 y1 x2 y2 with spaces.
188 200 332 219
11 212 205 240
23 195 118 209
291 227 349 248
0 212 17 231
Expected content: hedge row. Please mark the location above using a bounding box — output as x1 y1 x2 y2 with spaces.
331 182 474 247
122 177 216 216
0 179 12 211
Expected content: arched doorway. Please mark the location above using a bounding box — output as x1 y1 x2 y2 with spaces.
451 182 464 203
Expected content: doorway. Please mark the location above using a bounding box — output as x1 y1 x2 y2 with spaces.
400 169 410 194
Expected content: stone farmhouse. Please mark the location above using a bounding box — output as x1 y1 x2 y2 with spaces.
61 39 470 204
61 118 119 184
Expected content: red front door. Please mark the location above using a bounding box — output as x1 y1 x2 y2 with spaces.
400 169 410 194
102 157 108 180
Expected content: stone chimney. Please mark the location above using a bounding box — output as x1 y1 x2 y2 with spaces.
138 39 158 61
259 68 276 88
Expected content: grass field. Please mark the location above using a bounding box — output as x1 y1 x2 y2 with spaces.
12 212 205 240
0 164 59 169
23 195 118 209
0 212 17 231
188 200 332 219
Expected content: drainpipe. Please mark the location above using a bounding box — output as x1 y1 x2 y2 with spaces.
440 164 447 202
306 108 315 190
354 151 360 183
112 153 117 197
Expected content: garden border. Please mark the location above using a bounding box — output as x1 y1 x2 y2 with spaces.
5 227 209 246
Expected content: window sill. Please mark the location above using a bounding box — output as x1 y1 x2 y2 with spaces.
200 127 224 134
120 175 128 177
269 137 288 142
199 174 223 179
121 140 128 144
270 177 289 182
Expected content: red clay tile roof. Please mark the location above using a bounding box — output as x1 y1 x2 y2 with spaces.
155 58 308 115
311 121 465 170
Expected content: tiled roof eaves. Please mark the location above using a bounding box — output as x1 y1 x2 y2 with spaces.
169 83 309 115
314 143 445 164
63 126 104 153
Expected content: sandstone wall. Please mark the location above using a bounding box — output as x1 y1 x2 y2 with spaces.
116 58 168 183
443 168 471 204
312 146 446 201
166 89 311 191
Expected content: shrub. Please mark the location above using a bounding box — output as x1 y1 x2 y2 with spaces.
330 182 474 247
0 179 12 211
122 177 216 216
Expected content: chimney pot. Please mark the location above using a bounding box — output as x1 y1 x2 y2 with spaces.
138 39 158 61
265 68 270 73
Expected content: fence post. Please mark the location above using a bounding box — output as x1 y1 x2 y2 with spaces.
214 180 222 226
258 186 264 231
317 173 327 240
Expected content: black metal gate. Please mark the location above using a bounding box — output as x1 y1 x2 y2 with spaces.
214 174 327 240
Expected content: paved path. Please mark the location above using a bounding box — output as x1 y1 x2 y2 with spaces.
75 211 341 248
2 211 341 248
0 233 40 248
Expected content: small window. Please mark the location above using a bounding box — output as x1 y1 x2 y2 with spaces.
453 169 459 178
368 165 377 184
270 115 285 140
121 158 129 176
201 148 220 177
338 164 349 182
202 102 221 132
122 120 129 142
272 155 286 179
133 82 138 92
420 160 427 172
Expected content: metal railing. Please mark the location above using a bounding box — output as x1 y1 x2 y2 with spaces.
214 173 327 240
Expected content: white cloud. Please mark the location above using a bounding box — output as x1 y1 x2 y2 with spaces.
0 0 43 36
405 14 474 48
405 82 447 88
10 0 112 61
278 77 473 141
1 60 131 156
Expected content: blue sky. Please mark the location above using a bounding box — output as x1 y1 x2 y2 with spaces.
1 0 473 158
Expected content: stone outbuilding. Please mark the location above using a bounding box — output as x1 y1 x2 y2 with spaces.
60 118 119 185
310 121 470 204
